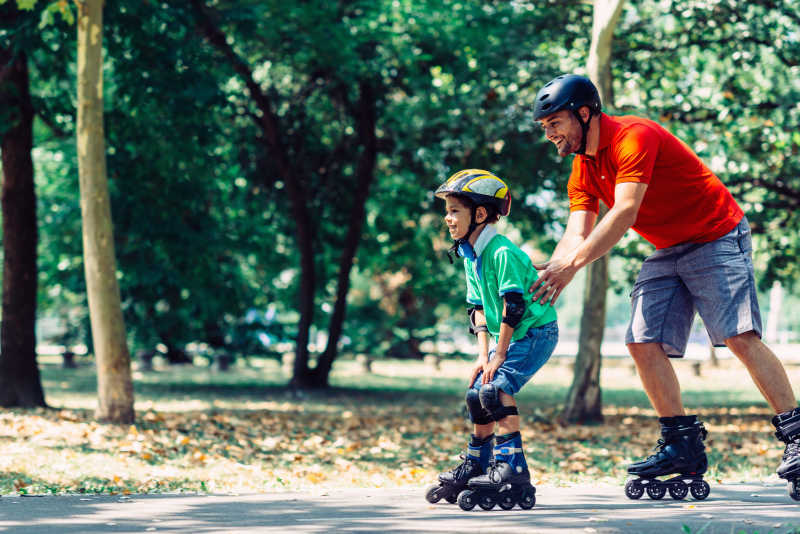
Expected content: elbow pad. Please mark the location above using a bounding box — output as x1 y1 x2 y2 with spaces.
502 292 525 328
468 305 489 336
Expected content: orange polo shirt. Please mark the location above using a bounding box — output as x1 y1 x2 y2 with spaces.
567 114 743 249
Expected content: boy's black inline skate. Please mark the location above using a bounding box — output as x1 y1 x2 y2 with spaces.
625 415 710 501
457 431 536 511
426 434 493 504
772 407 800 501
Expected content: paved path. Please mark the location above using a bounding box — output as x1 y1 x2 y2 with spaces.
1 482 799 533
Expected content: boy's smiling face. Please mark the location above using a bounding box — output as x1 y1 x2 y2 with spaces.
444 195 471 240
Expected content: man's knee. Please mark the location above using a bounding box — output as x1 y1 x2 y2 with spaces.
627 342 666 360
724 330 760 354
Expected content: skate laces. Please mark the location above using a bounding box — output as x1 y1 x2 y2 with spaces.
645 438 667 460
785 440 800 460
451 454 477 478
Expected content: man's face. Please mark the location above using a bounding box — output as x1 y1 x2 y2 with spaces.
539 109 582 157
444 196 472 240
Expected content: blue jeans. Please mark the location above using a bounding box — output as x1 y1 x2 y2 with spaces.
625 217 762 356
471 321 559 395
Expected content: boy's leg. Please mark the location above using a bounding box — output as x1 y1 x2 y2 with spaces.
426 386 495 504
497 391 519 435
462 421 535 511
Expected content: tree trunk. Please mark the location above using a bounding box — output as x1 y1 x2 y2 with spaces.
0 40 45 408
76 0 135 423
561 246 608 422
190 1 317 388
561 0 625 423
311 82 378 387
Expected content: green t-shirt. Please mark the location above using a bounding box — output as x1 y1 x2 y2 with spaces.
464 227 557 342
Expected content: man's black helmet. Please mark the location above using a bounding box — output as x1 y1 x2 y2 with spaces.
533 74 601 121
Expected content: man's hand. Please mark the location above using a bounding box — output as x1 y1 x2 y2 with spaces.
529 256 579 305
468 356 488 388
482 353 506 384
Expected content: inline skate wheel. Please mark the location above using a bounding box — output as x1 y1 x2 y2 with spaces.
425 484 444 503
478 493 496 510
790 479 800 502
668 481 688 500
457 489 477 511
646 484 666 500
498 492 516 510
518 486 536 510
690 480 710 500
624 480 644 500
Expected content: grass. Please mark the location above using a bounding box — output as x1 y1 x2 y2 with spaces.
1 354 799 496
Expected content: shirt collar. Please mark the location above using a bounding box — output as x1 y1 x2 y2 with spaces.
595 113 618 153
473 225 497 258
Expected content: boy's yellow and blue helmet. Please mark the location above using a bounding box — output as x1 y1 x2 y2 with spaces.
434 169 512 216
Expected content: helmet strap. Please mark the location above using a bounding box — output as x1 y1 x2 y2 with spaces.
573 109 593 155
446 207 484 263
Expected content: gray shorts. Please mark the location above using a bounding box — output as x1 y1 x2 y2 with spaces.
625 217 762 357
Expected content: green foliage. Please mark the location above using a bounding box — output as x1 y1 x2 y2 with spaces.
611 0 800 291
21 0 800 363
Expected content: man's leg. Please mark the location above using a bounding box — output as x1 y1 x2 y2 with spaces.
627 342 685 417
725 331 796 413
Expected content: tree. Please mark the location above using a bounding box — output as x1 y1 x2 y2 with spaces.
186 0 586 388
0 3 45 407
75 0 133 423
561 0 625 423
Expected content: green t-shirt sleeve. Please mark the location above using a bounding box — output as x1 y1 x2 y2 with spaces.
464 259 483 305
492 245 528 296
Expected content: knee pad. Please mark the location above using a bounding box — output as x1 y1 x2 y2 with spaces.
465 388 492 425
478 383 518 421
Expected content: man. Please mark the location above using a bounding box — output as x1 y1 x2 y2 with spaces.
529 73 800 501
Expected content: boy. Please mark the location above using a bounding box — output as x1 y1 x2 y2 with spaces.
424 169 559 511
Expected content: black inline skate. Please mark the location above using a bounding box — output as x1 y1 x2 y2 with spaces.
625 415 710 501
425 434 493 504
772 407 800 501
457 431 536 511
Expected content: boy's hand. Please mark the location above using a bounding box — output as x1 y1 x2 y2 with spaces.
482 353 506 384
468 357 488 388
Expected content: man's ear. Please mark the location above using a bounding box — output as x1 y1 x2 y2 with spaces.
578 105 592 123
475 205 488 224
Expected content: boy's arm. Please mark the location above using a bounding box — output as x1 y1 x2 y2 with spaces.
473 308 490 361
468 307 490 387
482 292 522 384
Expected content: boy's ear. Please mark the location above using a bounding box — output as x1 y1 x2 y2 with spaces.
475 205 487 224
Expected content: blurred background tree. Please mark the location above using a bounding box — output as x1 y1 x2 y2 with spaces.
0 0 797 407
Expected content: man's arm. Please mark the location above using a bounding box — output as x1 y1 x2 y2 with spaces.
531 181 648 304
551 209 597 261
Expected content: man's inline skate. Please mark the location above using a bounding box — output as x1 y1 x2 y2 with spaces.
772 407 800 501
425 434 493 504
625 415 711 501
456 431 536 511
